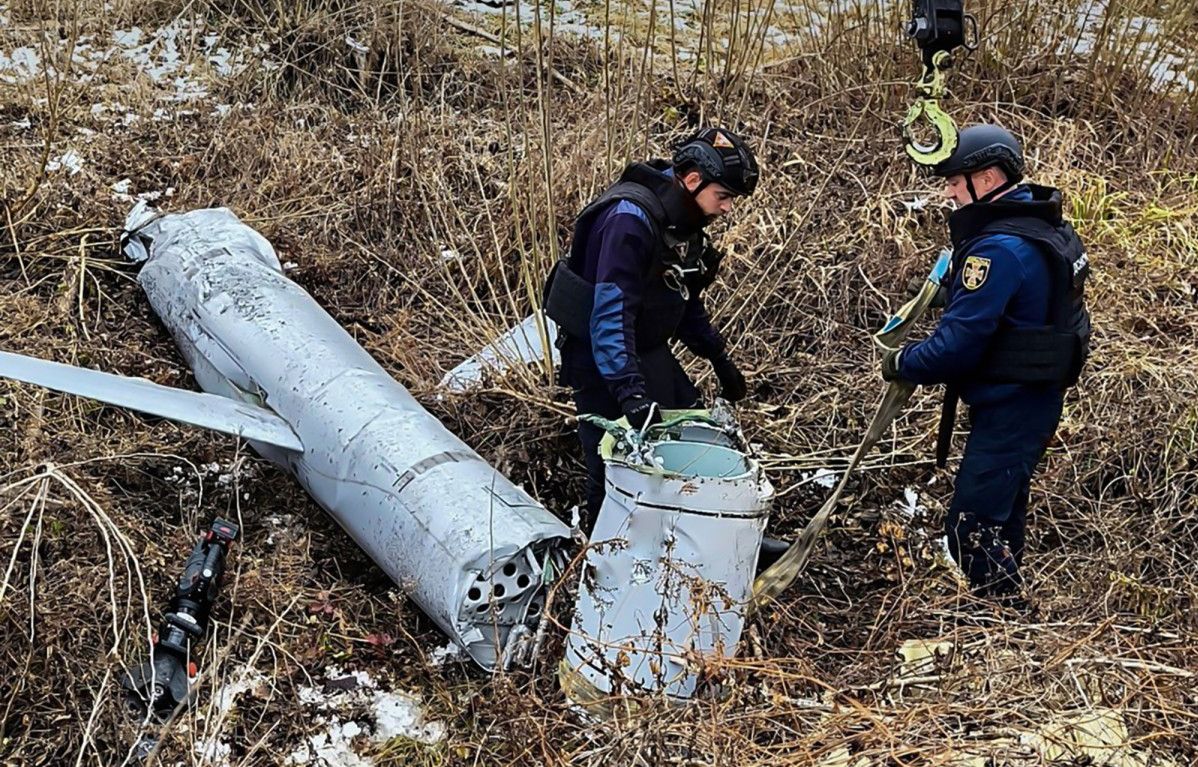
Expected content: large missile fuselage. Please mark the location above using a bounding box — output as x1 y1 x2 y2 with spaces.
125 207 570 668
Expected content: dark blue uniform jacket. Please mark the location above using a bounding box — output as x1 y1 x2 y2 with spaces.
900 186 1056 406
562 179 726 405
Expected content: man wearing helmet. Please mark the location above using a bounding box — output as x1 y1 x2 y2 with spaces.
882 124 1091 606
544 127 772 536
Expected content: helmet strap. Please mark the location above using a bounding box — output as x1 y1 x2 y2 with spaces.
964 173 980 204
964 169 1016 204
680 171 711 198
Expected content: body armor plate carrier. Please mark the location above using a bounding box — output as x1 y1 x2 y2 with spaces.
543 162 720 351
950 183 1091 388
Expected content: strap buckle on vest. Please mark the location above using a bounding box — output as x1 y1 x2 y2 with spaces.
662 263 700 300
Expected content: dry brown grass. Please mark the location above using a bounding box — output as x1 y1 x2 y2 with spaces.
1 0 1196 764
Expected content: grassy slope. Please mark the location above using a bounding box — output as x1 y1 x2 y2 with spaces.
0 0 1196 764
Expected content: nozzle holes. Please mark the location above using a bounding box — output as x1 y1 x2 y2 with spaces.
493 584 506 598
516 574 530 589
502 562 517 576
467 587 482 602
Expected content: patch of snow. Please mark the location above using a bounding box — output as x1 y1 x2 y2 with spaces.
264 512 300 545
210 668 268 718
896 487 925 519
429 642 462 668
170 74 209 101
193 668 270 767
934 535 966 585
0 46 41 84
286 667 444 766
1 15 275 99
46 150 84 175
112 27 143 48
195 738 233 765
1062 0 1194 93
374 692 441 741
124 187 170 204
208 47 237 76
807 468 838 489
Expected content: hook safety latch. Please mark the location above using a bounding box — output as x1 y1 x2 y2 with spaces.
901 50 959 166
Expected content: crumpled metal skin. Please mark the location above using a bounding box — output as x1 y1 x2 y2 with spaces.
563 419 772 707
124 205 570 669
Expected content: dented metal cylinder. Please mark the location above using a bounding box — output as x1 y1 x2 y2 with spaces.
561 422 773 706
123 206 570 669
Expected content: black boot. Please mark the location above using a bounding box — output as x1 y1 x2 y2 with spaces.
756 536 791 574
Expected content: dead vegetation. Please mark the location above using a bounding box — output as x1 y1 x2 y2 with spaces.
0 0 1196 764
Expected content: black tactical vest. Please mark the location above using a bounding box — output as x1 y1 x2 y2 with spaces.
948 184 1091 388
543 162 720 351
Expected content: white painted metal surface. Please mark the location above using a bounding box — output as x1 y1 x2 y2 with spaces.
562 420 773 702
439 312 559 392
122 206 571 669
0 351 304 451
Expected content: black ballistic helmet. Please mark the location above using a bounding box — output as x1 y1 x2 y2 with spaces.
933 124 1025 183
672 127 760 196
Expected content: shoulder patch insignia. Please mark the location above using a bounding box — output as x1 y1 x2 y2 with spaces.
711 130 734 148
962 256 991 290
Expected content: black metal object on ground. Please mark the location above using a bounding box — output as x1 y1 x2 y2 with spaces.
122 517 239 716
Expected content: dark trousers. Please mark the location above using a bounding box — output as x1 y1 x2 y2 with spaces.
946 389 1064 598
569 345 701 530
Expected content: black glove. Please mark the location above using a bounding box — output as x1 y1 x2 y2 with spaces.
711 354 748 401
906 274 947 309
881 347 905 382
622 398 663 430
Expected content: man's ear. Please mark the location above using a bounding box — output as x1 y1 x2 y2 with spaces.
679 169 704 192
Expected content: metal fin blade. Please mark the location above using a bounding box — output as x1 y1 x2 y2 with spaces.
0 351 304 452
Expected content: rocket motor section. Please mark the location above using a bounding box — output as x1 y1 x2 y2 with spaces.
122 205 571 669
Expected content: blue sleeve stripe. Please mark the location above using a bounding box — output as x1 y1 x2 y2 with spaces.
590 281 629 377
611 200 651 228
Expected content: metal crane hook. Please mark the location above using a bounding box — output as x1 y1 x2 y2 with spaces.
901 50 960 166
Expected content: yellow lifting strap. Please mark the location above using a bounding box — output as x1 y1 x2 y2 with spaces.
750 249 953 611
